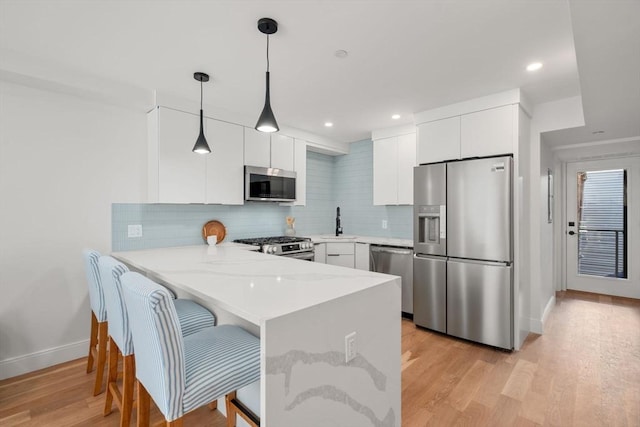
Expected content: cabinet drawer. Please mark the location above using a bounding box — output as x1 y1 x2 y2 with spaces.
326 254 355 268
326 242 355 255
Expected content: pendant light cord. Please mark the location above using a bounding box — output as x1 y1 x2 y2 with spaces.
200 79 203 109
266 34 270 72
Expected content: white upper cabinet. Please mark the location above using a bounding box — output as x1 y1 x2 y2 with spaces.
294 138 307 206
149 107 206 203
373 137 398 205
416 116 460 164
460 105 514 158
373 132 416 205
205 118 244 204
148 107 243 204
416 104 516 163
271 134 295 170
243 128 295 170
244 128 270 168
397 133 417 205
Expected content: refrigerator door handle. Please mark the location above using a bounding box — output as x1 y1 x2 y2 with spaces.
448 257 511 267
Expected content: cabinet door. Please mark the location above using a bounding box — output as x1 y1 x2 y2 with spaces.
397 133 416 205
373 137 398 205
461 105 514 158
326 242 355 255
416 116 460 164
313 243 326 263
244 128 270 167
157 108 206 203
205 119 244 204
355 243 370 271
270 134 295 170
293 138 307 206
326 254 355 268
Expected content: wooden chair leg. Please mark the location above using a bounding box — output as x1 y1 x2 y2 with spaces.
104 338 119 415
93 320 109 396
120 354 135 427
87 312 98 373
225 391 259 427
225 392 237 427
137 382 151 427
166 419 183 427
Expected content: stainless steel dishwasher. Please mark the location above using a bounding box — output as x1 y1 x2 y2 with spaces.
370 245 413 317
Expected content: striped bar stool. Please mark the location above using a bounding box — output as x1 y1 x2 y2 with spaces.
120 272 260 427
99 256 216 427
83 249 109 396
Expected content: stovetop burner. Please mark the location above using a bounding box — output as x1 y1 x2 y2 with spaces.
234 235 314 257
234 236 310 245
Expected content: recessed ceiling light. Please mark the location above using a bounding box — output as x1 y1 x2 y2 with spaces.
325 122 333 127
526 62 543 72
391 114 401 120
334 50 348 58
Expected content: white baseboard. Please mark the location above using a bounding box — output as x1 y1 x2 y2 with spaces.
528 295 556 335
0 339 89 381
541 295 556 333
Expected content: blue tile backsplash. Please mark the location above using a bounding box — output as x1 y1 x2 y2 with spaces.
112 140 412 251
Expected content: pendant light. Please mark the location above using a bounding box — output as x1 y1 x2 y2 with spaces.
255 18 279 133
192 72 211 154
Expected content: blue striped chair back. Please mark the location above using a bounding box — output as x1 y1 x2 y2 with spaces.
120 271 186 420
82 249 107 322
98 256 134 355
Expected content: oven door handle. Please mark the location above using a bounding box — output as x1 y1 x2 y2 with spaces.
285 251 315 261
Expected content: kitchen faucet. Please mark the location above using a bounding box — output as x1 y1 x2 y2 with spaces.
335 207 343 236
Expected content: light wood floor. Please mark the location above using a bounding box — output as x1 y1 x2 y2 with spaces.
1 290 638 426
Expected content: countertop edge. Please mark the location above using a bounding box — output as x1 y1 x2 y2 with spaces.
304 234 413 248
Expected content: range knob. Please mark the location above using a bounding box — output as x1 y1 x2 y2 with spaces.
269 246 277 254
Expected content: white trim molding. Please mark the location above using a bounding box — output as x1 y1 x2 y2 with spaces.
0 339 89 381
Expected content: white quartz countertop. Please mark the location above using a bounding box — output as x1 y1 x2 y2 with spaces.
304 234 413 248
112 245 399 327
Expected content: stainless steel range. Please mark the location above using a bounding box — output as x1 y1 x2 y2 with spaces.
234 236 314 261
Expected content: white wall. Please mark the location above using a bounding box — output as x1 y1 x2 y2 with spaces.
528 96 585 333
0 81 146 379
516 106 531 348
538 141 557 327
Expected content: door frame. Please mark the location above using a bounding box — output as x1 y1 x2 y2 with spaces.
562 156 640 298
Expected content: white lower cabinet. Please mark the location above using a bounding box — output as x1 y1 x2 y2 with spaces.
313 243 326 263
325 242 355 268
355 243 370 271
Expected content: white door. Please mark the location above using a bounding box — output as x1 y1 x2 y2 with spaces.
566 157 640 298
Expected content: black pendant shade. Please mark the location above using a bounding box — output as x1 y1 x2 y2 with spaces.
255 71 279 132
192 72 211 154
255 18 279 133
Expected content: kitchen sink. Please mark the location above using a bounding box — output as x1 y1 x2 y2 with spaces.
319 235 357 240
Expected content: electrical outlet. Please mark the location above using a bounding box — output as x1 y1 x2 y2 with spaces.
382 220 388 229
128 224 143 238
345 332 357 363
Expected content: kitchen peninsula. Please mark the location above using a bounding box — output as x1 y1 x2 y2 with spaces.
113 244 401 427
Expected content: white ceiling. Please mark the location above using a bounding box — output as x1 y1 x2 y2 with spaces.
0 0 637 146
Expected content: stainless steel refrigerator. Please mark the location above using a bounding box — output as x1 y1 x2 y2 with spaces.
413 156 513 349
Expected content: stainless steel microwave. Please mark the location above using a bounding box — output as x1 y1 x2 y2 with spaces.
245 166 297 202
